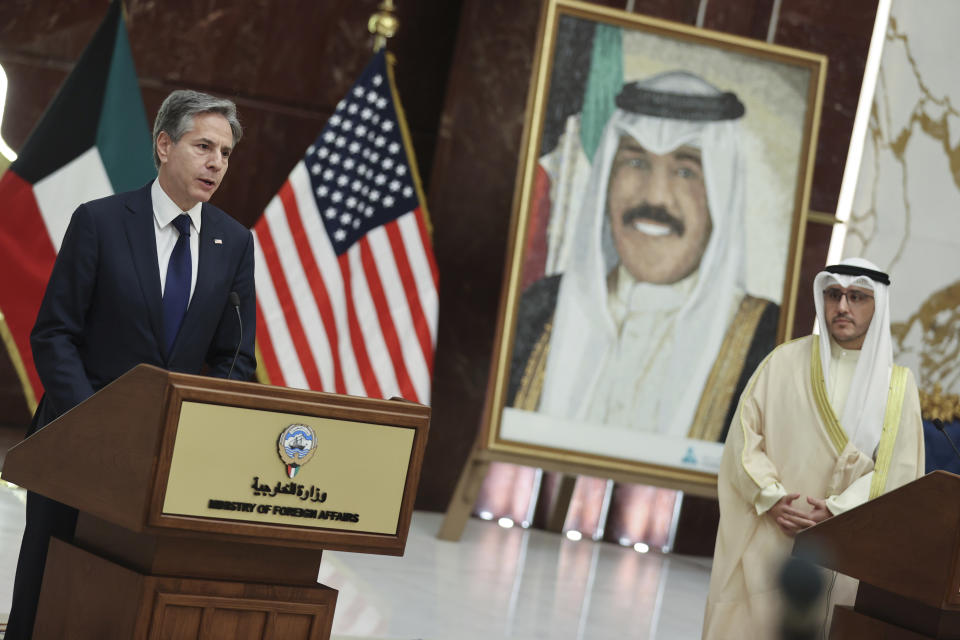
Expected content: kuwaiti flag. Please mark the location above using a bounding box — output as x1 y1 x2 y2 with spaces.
0 0 154 410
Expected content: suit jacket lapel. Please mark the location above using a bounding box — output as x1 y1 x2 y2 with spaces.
122 183 165 352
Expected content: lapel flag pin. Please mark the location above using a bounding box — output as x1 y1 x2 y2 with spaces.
214 238 223 245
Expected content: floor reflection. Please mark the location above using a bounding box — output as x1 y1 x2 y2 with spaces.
0 479 27 637
321 512 710 639
474 463 683 551
0 482 710 640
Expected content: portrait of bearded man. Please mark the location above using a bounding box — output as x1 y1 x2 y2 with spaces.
508 70 778 441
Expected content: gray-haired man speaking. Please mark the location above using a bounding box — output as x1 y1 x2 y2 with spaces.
7 90 256 639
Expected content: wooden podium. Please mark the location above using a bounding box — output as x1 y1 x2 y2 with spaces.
793 471 960 639
2 364 430 640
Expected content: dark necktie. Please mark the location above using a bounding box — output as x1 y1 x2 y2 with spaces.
162 214 192 353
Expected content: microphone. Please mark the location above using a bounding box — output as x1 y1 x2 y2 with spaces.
933 419 960 465
779 555 824 640
227 291 242 380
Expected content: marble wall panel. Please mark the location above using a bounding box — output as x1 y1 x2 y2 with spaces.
0 2 103 59
703 0 776 41
843 0 960 397
772 0 878 336
774 0 879 214
0 0 459 227
632 0 702 24
418 0 544 509
0 58 75 152
795 221 836 333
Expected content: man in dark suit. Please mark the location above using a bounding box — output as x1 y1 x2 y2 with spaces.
6 90 256 639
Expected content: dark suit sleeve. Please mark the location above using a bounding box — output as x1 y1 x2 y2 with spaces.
205 228 256 380
30 204 98 416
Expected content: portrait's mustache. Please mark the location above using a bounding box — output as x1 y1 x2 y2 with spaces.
622 204 685 236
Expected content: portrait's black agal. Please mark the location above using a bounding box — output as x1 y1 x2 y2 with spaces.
483 0 826 492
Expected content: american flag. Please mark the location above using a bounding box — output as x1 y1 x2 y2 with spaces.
252 51 438 403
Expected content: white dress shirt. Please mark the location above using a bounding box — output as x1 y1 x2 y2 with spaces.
151 180 201 302
827 338 860 419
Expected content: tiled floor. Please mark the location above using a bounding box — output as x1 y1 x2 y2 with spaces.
0 481 710 639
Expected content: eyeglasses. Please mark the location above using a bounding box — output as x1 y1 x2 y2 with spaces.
823 288 874 307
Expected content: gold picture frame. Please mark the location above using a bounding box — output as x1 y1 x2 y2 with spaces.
480 0 827 494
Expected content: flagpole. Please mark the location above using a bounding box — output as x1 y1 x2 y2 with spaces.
368 0 399 52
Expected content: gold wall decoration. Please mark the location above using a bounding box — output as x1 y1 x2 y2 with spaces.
892 279 960 401
919 386 960 423
841 6 960 401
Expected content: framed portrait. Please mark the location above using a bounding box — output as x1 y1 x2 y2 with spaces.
481 0 827 494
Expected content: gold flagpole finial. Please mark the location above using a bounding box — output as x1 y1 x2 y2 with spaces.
368 0 399 52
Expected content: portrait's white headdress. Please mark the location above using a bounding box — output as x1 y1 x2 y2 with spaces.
539 71 748 436
812 257 893 455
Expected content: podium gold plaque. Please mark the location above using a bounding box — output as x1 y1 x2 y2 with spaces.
2 364 430 640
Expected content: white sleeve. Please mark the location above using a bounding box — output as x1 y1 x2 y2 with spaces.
755 482 788 515
825 472 873 516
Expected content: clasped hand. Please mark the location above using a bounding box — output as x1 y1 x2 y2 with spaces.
769 493 831 537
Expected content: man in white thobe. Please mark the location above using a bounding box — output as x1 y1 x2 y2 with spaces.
703 257 925 639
